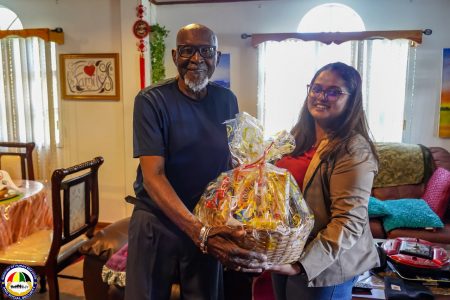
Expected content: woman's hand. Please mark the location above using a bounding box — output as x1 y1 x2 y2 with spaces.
266 262 303 276
205 226 268 273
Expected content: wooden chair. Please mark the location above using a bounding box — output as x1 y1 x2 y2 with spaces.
0 142 36 180
0 156 104 300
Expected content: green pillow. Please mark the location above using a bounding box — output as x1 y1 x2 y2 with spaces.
381 198 444 232
368 196 390 217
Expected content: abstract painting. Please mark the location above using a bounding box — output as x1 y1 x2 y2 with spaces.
440 48 450 137
211 53 230 89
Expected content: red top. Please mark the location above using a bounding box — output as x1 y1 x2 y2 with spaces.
275 147 317 191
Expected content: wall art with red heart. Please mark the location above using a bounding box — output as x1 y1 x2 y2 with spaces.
60 53 120 100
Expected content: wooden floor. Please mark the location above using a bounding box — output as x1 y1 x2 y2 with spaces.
2 224 112 299
24 224 111 299
28 259 85 300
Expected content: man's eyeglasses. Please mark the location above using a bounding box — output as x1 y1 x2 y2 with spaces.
307 84 350 101
177 45 217 59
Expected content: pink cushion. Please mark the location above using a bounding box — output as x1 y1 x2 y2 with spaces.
422 167 450 219
105 243 128 272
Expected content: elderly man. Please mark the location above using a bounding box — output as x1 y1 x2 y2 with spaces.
125 24 266 300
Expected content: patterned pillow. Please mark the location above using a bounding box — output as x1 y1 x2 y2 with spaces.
373 143 425 188
422 167 450 219
382 198 444 232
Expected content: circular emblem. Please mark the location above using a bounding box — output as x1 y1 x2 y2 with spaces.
133 19 151 39
1 264 38 299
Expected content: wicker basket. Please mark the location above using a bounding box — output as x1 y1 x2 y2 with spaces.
237 224 313 265
194 167 314 265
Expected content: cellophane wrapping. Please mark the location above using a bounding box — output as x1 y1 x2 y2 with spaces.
194 112 314 264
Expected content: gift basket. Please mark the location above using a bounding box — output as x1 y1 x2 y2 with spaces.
194 112 314 265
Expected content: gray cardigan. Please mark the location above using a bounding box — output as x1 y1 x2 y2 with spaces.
299 134 380 287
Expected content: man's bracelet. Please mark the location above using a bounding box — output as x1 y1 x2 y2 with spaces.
199 225 207 243
199 225 212 254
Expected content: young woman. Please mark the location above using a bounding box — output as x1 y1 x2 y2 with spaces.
268 62 380 300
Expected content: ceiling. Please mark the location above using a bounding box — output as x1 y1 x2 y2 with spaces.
150 0 264 4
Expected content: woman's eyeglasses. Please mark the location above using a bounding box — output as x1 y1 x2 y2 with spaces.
177 45 217 59
307 84 350 101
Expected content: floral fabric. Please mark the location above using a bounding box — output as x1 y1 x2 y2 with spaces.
373 143 426 188
101 243 128 287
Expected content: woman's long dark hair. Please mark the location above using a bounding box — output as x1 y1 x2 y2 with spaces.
291 62 377 161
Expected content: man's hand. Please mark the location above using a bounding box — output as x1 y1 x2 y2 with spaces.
140 156 266 273
266 263 303 276
205 226 268 273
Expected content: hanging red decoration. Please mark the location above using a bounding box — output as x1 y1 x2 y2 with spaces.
133 4 151 89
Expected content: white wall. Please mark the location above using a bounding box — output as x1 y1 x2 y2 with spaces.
1 0 449 222
156 0 450 150
0 0 137 222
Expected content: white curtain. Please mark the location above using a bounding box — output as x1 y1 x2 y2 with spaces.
257 39 413 142
361 39 412 142
0 36 60 180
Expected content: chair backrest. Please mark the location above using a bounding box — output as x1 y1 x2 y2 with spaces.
0 142 36 180
47 156 104 262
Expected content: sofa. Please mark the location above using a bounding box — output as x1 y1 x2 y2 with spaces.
369 146 450 243
79 144 450 300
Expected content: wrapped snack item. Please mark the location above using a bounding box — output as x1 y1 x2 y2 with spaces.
0 170 21 200
194 112 314 265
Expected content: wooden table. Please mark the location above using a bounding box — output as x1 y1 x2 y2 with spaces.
0 180 52 251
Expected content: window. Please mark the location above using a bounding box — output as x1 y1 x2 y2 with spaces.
258 3 414 142
0 5 60 180
297 3 364 32
0 6 23 30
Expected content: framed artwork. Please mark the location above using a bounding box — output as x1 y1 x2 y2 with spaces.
440 48 450 137
211 53 230 88
60 53 120 100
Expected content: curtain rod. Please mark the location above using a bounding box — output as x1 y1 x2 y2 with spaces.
241 29 432 47
0 27 64 44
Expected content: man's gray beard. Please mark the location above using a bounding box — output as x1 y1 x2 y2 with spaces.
185 76 209 93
